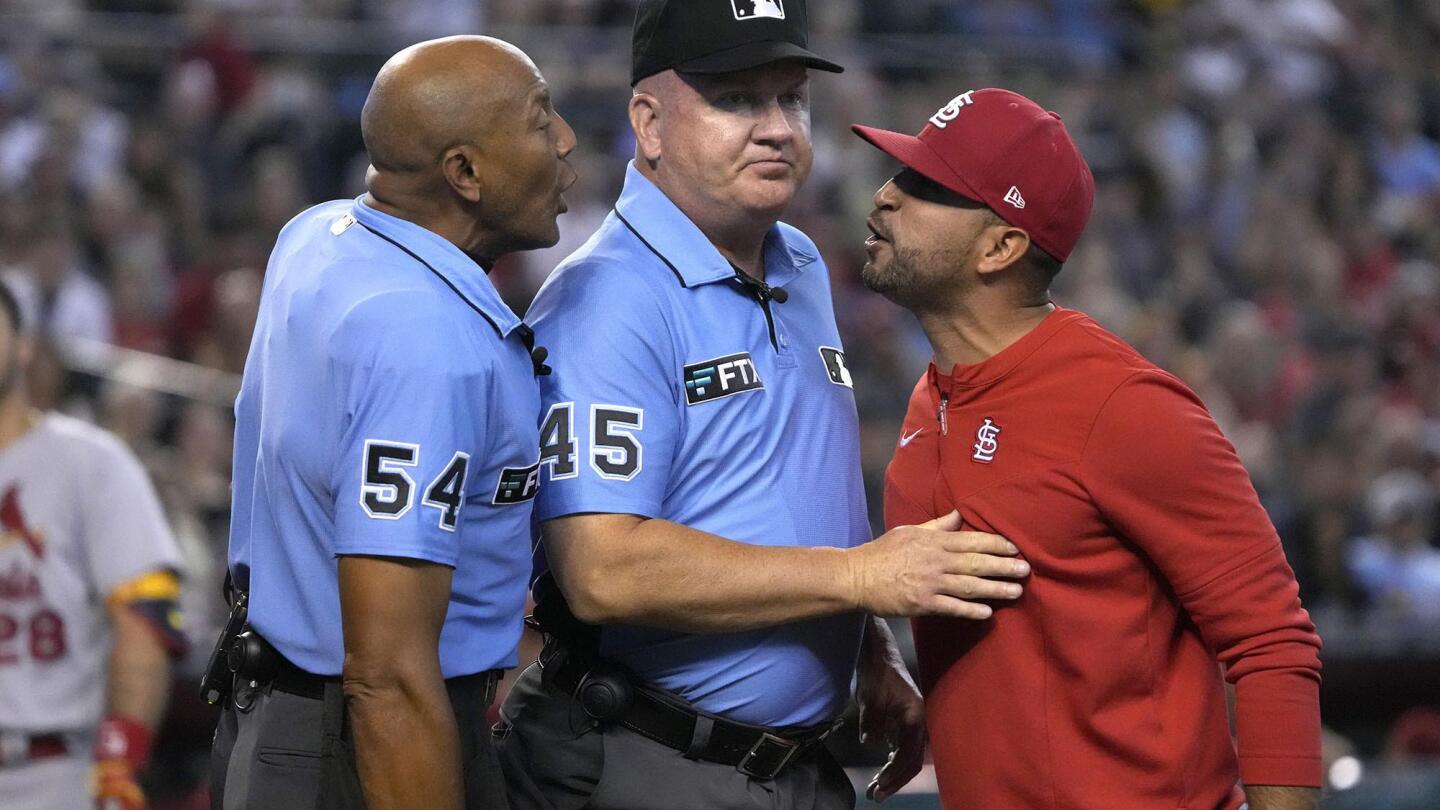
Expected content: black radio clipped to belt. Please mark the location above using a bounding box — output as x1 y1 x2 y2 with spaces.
199 585 249 706
200 572 286 706
574 662 633 721
529 572 634 721
538 640 635 721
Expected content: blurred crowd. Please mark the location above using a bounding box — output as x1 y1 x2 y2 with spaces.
2 0 1440 798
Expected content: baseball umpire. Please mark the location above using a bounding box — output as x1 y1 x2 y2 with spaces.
494 3 1031 809
0 277 186 810
210 36 575 810
856 88 1322 809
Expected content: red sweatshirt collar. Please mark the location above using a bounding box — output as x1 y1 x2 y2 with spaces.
929 306 1083 395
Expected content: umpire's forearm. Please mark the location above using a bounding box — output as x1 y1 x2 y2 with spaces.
338 555 460 808
547 514 858 632
343 666 463 810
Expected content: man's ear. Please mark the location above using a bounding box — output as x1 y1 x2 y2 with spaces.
440 144 485 203
629 92 663 165
975 224 1031 277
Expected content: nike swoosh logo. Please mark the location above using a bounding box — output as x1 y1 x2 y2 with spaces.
899 428 924 447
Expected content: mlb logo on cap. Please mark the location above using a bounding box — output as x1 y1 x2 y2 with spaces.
733 0 785 20
630 0 841 85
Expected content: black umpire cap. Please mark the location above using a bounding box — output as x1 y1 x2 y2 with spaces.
631 0 844 86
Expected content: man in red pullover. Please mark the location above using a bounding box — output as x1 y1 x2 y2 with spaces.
851 89 1323 810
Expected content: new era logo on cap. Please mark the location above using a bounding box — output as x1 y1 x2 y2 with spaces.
1004 186 1026 209
732 0 785 20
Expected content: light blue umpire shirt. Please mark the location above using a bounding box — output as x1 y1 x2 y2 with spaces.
529 162 870 728
229 196 539 678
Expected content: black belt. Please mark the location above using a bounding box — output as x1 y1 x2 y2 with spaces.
269 653 337 700
244 635 501 707
541 642 839 780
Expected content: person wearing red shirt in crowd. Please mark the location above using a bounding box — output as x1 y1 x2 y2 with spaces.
851 89 1323 810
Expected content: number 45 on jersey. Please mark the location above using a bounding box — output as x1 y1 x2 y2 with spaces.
538 403 643 482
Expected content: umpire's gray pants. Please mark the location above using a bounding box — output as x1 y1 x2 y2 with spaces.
212 675 508 810
494 665 855 810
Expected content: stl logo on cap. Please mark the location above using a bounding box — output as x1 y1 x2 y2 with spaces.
929 90 977 129
732 0 785 21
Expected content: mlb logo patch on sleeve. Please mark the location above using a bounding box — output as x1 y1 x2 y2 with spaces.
684 352 764 404
818 347 853 388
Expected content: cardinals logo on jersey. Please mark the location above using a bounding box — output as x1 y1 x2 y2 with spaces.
972 418 1001 463
0 486 45 558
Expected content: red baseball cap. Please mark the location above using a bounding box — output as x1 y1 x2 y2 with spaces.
852 88 1094 263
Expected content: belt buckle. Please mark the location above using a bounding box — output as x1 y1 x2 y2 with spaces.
737 732 800 780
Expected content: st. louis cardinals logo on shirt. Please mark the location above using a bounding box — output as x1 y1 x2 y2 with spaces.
972 418 1001 463
0 486 44 558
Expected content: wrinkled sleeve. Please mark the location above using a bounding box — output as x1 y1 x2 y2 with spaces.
1081 371 1323 787
83 435 182 598
527 261 680 522
330 297 489 567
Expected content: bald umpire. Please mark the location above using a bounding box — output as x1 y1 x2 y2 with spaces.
210 37 576 810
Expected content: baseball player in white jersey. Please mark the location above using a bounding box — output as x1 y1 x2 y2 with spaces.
0 281 185 810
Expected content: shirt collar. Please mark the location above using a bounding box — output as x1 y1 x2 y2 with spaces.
613 161 817 289
929 307 1079 394
350 196 523 338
